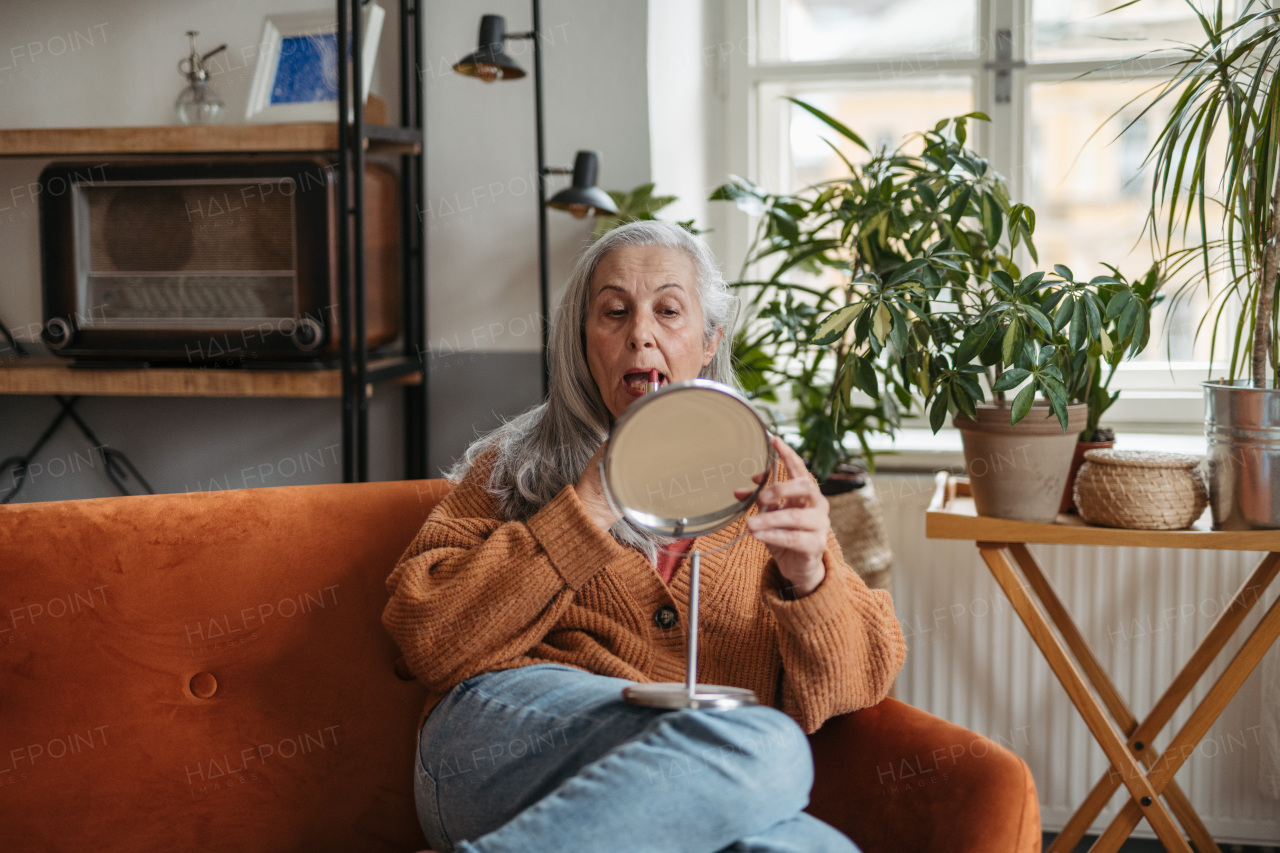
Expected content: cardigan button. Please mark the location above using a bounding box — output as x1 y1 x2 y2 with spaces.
654 606 679 630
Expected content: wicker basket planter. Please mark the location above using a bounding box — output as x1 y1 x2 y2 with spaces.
1073 449 1208 530
827 484 891 591
819 466 891 591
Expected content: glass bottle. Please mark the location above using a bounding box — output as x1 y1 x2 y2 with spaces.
175 31 226 125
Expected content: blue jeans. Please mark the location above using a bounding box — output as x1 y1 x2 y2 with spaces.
414 664 858 853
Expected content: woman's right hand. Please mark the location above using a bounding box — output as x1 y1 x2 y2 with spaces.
575 440 621 532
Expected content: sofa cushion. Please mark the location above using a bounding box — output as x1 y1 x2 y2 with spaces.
807 697 1041 853
0 480 448 852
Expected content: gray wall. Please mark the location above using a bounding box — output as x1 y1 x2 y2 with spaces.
0 0 655 501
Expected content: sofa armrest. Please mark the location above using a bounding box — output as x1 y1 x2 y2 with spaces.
806 698 1040 853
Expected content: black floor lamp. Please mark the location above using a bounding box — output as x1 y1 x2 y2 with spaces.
453 3 618 397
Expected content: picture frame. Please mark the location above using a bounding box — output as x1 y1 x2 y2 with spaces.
245 2 385 123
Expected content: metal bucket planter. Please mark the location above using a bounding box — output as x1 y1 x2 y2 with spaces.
954 402 1087 523
1204 380 1280 530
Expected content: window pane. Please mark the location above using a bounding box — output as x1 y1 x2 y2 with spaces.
762 0 978 62
1032 0 1220 61
1026 81 1235 362
750 79 972 309
764 80 973 193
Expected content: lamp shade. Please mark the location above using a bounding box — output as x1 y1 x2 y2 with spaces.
547 150 619 217
452 14 525 82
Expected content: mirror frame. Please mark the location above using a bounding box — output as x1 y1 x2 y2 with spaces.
602 379 776 538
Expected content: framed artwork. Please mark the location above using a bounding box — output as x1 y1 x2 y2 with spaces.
245 3 385 122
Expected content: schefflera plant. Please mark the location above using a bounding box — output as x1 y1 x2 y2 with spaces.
717 104 1156 477
717 109 1038 477
811 260 1156 435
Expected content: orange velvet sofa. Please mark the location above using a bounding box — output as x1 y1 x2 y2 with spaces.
0 480 1039 852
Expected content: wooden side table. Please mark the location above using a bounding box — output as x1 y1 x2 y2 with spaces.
925 473 1280 853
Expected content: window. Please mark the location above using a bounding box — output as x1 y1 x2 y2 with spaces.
721 0 1229 432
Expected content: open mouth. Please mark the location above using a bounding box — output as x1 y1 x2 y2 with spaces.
623 370 665 391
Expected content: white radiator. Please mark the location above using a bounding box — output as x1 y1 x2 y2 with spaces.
875 473 1280 845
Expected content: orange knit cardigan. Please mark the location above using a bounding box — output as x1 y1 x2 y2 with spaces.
382 455 906 734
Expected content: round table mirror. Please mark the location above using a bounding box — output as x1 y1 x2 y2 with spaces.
601 379 774 709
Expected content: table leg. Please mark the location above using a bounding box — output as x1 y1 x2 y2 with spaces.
1129 551 1280 751
1008 544 1224 853
977 544 1193 852
1092 590 1280 848
1058 551 1280 851
1058 754 1211 853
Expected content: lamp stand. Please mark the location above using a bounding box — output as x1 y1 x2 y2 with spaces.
530 0 551 399
497 0 552 398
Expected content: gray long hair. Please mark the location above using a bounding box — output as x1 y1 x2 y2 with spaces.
448 220 740 560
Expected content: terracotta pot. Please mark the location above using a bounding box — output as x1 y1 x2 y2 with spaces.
953 402 1087 523
1059 439 1117 514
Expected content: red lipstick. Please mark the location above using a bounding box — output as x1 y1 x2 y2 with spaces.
647 368 660 394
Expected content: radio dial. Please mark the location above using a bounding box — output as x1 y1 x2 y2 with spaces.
292 318 324 352
43 317 73 351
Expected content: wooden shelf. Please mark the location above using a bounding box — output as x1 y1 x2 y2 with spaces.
0 357 420 399
0 123 422 157
926 473 1280 552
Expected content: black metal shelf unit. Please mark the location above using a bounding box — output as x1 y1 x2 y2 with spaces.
337 0 426 482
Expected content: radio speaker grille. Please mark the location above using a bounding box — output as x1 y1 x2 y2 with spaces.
87 276 295 324
88 182 296 273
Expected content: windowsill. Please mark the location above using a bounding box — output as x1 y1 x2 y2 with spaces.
766 365 1216 474
865 427 1208 474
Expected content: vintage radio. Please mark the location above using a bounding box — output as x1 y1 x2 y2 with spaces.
38 156 399 364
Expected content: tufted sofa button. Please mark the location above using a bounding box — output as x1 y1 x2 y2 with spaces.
393 656 415 681
189 671 218 699
654 605 679 630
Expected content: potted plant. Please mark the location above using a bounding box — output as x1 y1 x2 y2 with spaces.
1059 262 1163 512
714 103 1156 522
1120 0 1280 529
592 182 702 240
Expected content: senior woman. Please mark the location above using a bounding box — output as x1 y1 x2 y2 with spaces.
383 220 905 853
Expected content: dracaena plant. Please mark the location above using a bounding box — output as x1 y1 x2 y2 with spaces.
715 103 1157 479
1117 0 1280 387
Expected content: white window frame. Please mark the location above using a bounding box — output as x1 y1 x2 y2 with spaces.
713 0 1213 440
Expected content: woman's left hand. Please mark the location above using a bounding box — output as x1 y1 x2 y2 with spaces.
735 436 829 598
